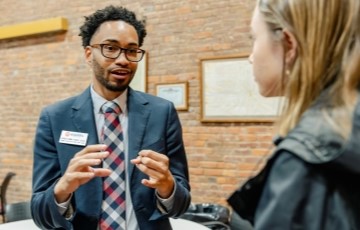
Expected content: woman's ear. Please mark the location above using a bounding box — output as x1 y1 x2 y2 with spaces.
85 47 92 66
282 29 298 65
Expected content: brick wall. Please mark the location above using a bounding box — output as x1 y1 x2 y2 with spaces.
0 0 275 209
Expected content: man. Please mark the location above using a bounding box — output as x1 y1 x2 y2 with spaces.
31 5 191 230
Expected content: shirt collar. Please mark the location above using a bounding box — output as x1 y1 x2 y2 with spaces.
90 85 128 114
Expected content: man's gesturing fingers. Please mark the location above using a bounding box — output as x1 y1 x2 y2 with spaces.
54 144 111 202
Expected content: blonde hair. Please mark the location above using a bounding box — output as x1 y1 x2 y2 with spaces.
343 5 360 105
258 0 359 137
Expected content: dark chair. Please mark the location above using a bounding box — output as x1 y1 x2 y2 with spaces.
0 172 16 223
5 201 32 222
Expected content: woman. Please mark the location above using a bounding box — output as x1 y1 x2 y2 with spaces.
228 0 360 229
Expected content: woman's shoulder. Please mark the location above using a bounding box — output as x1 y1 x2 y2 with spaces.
337 93 360 175
276 106 346 164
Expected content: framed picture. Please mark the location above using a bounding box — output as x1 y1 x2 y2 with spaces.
130 52 148 92
200 55 282 122
156 82 188 111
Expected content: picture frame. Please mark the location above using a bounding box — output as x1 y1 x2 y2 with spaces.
130 52 148 92
200 54 282 122
156 82 188 111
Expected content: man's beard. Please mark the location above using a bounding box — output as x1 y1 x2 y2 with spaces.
95 73 128 92
93 59 130 92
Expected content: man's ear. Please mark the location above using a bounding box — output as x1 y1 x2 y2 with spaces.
85 47 92 66
282 29 298 65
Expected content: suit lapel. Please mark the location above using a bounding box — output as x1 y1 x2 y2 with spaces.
71 87 99 145
127 88 151 177
71 87 103 216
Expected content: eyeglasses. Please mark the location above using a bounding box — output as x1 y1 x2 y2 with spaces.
90 44 146 62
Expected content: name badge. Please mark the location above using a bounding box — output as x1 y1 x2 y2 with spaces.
59 130 88 146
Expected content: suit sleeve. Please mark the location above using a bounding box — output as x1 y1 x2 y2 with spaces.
150 102 191 219
254 151 328 230
165 103 191 215
31 108 73 229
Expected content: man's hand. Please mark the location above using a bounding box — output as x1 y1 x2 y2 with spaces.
130 150 175 199
54 144 111 203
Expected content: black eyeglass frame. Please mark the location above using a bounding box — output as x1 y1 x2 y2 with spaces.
90 44 146 62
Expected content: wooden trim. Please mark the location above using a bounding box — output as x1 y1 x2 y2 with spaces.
0 17 68 40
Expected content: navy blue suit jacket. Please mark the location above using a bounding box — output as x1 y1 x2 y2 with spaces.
31 87 191 230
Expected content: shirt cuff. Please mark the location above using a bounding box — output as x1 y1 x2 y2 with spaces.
156 182 177 214
55 193 73 216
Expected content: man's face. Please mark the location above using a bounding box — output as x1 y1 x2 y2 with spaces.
85 20 139 100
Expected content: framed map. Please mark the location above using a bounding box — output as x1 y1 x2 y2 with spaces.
200 55 282 122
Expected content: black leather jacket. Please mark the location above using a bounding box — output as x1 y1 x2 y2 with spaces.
228 95 360 229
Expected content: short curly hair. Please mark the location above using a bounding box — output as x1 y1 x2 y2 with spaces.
79 5 147 48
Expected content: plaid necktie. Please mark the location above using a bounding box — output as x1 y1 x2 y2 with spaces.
100 102 126 230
